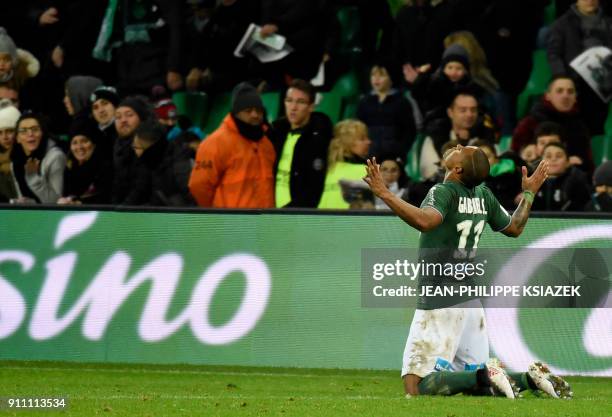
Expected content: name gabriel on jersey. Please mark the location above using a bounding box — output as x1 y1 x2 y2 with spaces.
457 197 488 215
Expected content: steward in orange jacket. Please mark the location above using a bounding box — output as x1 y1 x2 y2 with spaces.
189 83 276 208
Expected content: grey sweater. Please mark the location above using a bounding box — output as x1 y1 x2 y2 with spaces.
25 140 66 203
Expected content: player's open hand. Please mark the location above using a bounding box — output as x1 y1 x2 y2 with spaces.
363 157 389 198
521 159 549 194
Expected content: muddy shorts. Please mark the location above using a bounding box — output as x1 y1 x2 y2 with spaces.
401 305 489 378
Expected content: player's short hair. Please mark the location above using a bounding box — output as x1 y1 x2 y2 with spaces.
534 121 564 141
287 79 315 104
461 147 490 187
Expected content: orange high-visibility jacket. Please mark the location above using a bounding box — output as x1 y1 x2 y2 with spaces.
189 115 276 208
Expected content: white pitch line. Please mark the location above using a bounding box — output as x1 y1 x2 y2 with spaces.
0 366 392 380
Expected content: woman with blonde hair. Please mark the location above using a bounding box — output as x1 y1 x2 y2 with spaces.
318 119 372 209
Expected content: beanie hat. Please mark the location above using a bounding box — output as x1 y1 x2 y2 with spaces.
69 117 101 144
441 44 470 72
90 85 120 107
134 119 166 145
594 161 612 187
231 82 264 115
0 28 17 65
154 98 177 120
0 105 20 130
118 95 154 122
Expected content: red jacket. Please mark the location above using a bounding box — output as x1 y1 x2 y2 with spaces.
189 115 276 208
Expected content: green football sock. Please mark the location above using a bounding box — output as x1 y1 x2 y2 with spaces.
418 371 479 395
507 372 536 392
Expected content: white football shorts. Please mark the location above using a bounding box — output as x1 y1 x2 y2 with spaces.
401 304 489 378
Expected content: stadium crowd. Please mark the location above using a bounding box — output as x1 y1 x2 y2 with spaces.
0 0 610 212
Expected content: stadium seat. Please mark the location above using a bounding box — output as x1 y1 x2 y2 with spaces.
543 1 556 25
203 92 232 133
516 50 552 120
605 102 612 136
591 135 612 166
315 91 343 124
172 92 209 129
405 134 425 181
261 92 281 122
333 71 361 98
336 6 361 50
342 95 360 119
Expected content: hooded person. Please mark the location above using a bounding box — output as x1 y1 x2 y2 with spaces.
60 117 112 204
189 82 276 208
411 43 482 128
64 76 103 118
0 103 20 201
0 27 40 91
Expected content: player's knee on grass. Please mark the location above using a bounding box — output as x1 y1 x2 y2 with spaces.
403 374 422 395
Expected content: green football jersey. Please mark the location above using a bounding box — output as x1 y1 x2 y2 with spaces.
419 181 511 249
416 181 512 309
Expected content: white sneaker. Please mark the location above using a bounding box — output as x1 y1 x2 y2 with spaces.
486 358 515 399
528 362 573 399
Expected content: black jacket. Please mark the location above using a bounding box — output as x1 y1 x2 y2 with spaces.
149 141 195 207
533 166 592 211
269 111 333 207
357 91 416 159
63 148 113 204
547 6 612 77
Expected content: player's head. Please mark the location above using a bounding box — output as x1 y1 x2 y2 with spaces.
443 144 490 188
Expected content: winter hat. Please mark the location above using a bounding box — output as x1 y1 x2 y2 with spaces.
594 161 612 187
66 76 103 115
0 28 17 65
69 117 101 144
441 44 470 72
118 95 154 122
0 105 20 130
231 82 264 115
90 85 120 107
154 98 177 120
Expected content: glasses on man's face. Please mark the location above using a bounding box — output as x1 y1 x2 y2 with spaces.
17 126 41 135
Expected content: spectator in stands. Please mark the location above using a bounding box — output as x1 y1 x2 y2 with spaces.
11 113 66 204
411 44 477 127
0 103 20 202
154 98 178 129
471 139 523 209
58 118 112 205
520 143 538 167
90 85 120 161
357 64 417 160
392 0 457 85
112 95 155 204
189 82 275 208
443 31 510 133
547 0 612 135
374 156 411 210
419 89 496 180
259 0 335 85
92 0 185 94
0 85 18 108
585 160 612 211
529 121 575 170
511 76 593 173
0 27 39 94
318 119 372 209
533 142 591 211
269 79 333 208
186 0 260 94
63 76 102 122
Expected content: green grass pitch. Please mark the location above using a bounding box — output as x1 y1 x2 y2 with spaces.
0 361 610 416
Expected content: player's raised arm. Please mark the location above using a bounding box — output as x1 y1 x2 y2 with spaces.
502 160 549 238
364 158 442 232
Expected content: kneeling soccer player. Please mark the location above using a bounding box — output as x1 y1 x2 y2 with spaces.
364 141 571 398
